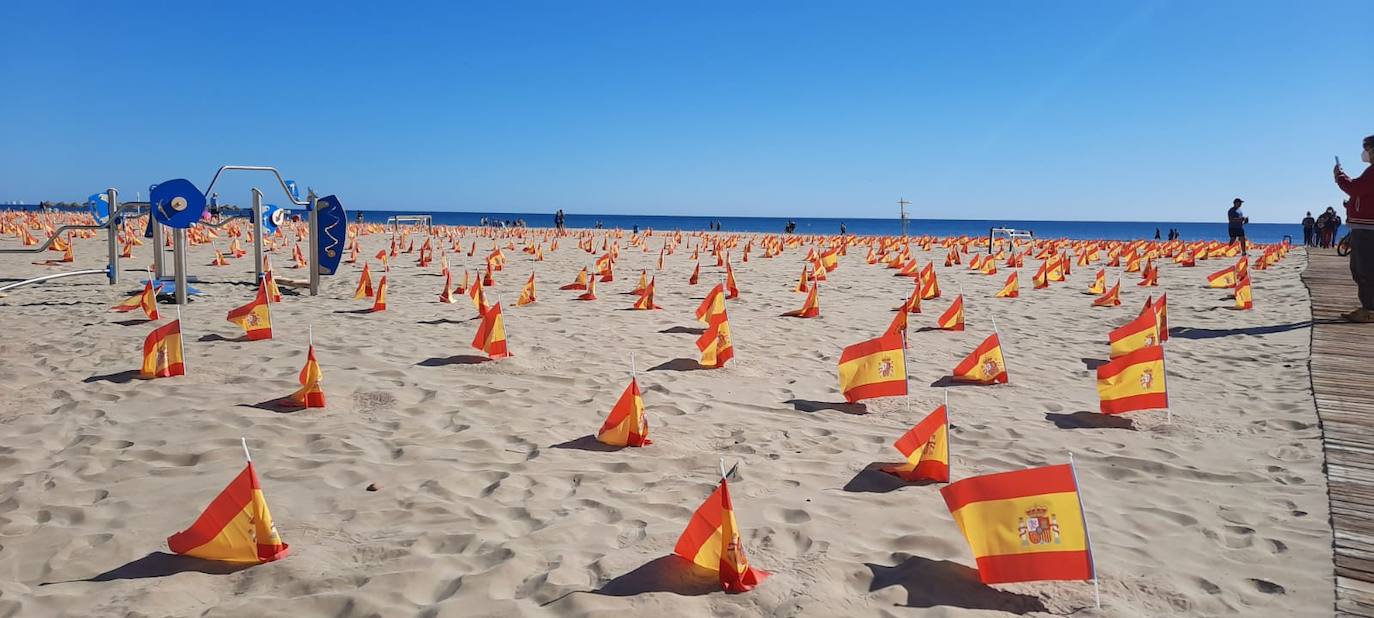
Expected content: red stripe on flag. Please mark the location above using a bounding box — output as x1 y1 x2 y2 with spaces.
1095 345 1164 379
940 464 1076 513
1100 392 1169 415
166 463 258 554
974 550 1093 584
838 331 903 364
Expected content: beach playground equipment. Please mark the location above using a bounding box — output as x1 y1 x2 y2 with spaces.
148 165 347 304
988 226 1034 253
0 190 147 293
387 214 432 238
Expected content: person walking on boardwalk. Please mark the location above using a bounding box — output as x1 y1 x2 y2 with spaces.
1335 135 1374 323
1303 211 1316 246
1227 198 1249 255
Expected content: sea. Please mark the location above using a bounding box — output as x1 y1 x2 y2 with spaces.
357 210 1302 244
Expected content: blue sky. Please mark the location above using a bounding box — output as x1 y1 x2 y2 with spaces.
2 1 1370 222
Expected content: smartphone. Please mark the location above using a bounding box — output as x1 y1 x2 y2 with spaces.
1336 155 1342 167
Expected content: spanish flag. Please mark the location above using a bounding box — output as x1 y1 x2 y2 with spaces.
577 274 598 301
940 464 1094 584
886 306 909 343
1137 261 1158 287
633 269 649 295
696 283 726 325
690 262 701 285
633 276 662 310
167 459 290 563
1207 265 1237 288
1107 305 1160 359
453 270 469 295
673 476 768 592
291 345 325 408
725 262 740 299
1096 345 1168 414
438 272 456 303
995 272 1019 298
920 264 941 299
1087 269 1105 295
517 273 537 307
263 266 283 303
1091 281 1120 307
597 378 651 447
561 267 589 290
838 330 907 403
353 263 374 299
469 278 488 316
472 301 510 359
782 283 819 318
370 276 388 313
937 295 965 331
113 280 159 320
951 333 1008 384
226 285 273 340
1155 293 1170 342
899 281 922 313
1032 261 1050 289
697 310 734 368
1234 275 1253 310
881 404 949 482
141 319 185 379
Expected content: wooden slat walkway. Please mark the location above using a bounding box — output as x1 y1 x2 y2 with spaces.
1304 249 1374 617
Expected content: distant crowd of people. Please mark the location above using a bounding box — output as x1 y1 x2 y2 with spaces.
1301 208 1344 248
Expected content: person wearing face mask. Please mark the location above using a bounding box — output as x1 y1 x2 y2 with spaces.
1334 135 1374 322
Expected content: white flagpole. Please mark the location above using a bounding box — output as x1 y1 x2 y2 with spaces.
241 437 252 462
718 457 727 481
1161 346 1172 424
1069 452 1102 609
175 304 186 373
630 352 636 382
309 324 314 349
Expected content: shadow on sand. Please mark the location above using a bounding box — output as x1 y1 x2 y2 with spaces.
1046 411 1135 430
784 399 867 415
866 555 1047 613
41 552 255 585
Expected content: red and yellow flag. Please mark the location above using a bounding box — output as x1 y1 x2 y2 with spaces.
838 330 907 403
673 477 768 593
167 461 289 563
1234 275 1253 310
1108 304 1159 359
472 301 510 359
370 276 388 312
226 285 273 340
1091 280 1120 307
517 273 537 306
1096 344 1168 414
633 276 662 310
951 333 1008 384
899 281 922 313
881 404 949 482
794 266 808 293
1155 293 1169 342
689 262 702 285
920 264 941 299
783 283 819 318
937 295 965 331
697 310 734 368
576 274 598 301
438 271 456 303
291 345 325 408
560 267 589 290
940 464 1093 584
725 261 740 298
695 283 726 325
353 263 374 299
113 280 159 320
141 319 185 378
1207 265 1237 288
1087 269 1105 295
995 272 1019 298
597 378 651 447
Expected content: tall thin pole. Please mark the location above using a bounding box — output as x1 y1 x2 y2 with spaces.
1068 452 1102 609
898 198 911 239
241 437 252 462
308 194 320 296
105 188 119 285
252 187 264 283
172 228 188 305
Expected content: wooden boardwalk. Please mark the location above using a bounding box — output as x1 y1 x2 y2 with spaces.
1304 249 1374 616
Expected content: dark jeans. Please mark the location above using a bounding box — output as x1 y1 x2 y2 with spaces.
1353 229 1374 310
1303 228 1313 246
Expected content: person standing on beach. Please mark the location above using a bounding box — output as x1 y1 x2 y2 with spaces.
1227 198 1249 255
1302 211 1316 246
840 222 847 235
1334 135 1374 322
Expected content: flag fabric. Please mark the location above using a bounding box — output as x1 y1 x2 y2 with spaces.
940 464 1094 584
886 305 909 343
291 345 326 408
114 280 160 320
469 278 488 316
141 319 185 378
1032 261 1049 289
837 330 907 403
1092 281 1121 307
263 268 283 303
673 478 768 593
697 310 734 368
725 262 740 298
782 283 819 318
1096 344 1168 414
900 281 922 313
167 461 290 563
951 333 1009 385
1108 306 1160 359
696 284 726 325
1207 265 1237 288
795 266 808 293
937 295 965 331
1087 269 1105 295
439 272 456 303
472 301 510 359
226 285 273 340
1234 275 1253 310
881 405 950 482
690 262 701 285
577 274 598 301
561 267 589 290
370 276 388 312
1155 293 1170 342
353 263 374 299
517 273 537 306
597 378 651 447
633 276 662 310
995 272 1019 298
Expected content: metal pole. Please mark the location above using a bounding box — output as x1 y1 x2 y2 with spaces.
252 188 264 282
172 228 188 305
309 194 320 296
152 218 165 281
105 188 119 285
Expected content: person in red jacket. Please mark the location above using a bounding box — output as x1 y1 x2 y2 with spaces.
1335 135 1374 322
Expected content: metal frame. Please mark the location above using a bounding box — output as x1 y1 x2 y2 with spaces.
193 165 316 302
387 215 433 238
0 188 129 293
988 226 1034 253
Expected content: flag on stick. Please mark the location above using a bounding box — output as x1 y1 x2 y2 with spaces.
838 330 907 403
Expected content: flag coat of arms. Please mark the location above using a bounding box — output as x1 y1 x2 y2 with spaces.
167 461 290 563
697 310 734 368
882 404 949 482
940 464 1094 584
1107 307 1160 359
597 378 651 447
226 285 273 340
937 295 965 331
141 319 185 378
951 333 1008 384
673 477 768 592
1096 344 1168 414
1207 265 1237 288
472 302 510 359
838 330 907 403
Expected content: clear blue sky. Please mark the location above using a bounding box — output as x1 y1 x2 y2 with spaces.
2 1 1370 223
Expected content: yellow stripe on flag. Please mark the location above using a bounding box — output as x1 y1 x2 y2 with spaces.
949 491 1087 559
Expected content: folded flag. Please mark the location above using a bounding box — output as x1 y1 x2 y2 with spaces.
937 295 965 331
439 271 456 303
370 276 388 313
517 273 537 306
353 263 374 299
167 460 289 563
951 333 1008 384
141 319 185 379
838 330 907 403
695 283 726 325
881 404 949 482
291 345 326 408
1234 275 1252 310
673 476 768 593
577 274 599 301
899 281 922 313
783 282 819 318
1155 293 1169 342
940 464 1094 584
995 272 1019 298
1096 344 1168 414
725 262 740 298
114 279 159 320
697 310 734 368
1091 280 1120 307
633 276 662 310
597 378 651 447
1087 269 1105 295
561 267 589 290
472 301 510 359
226 284 273 340
690 262 702 285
